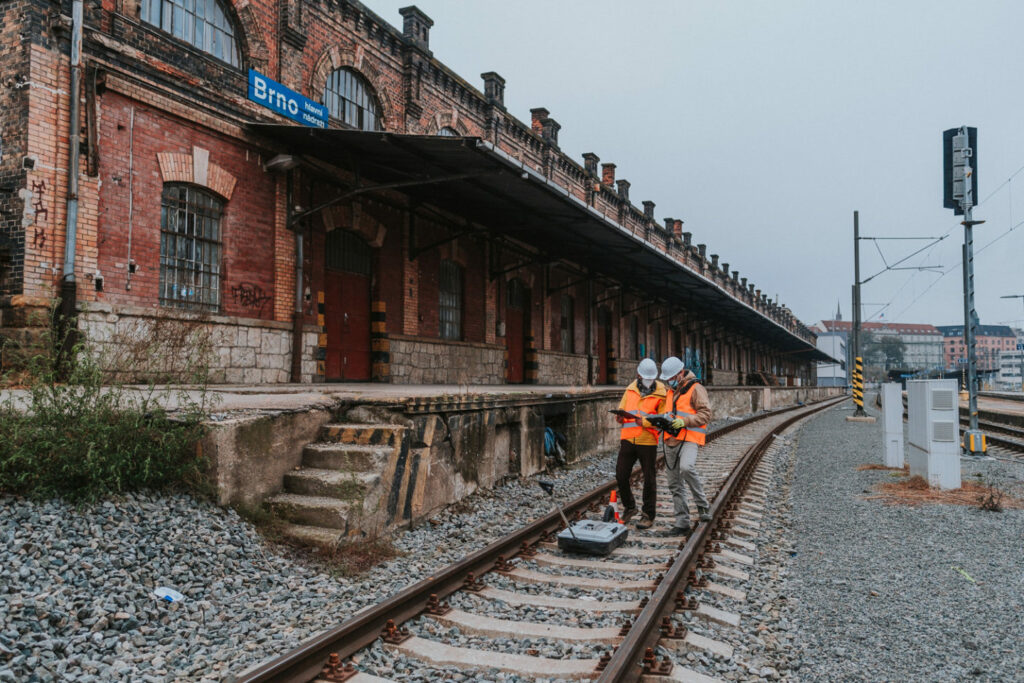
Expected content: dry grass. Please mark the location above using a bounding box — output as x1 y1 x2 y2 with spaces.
864 475 1024 509
856 463 910 472
310 536 405 577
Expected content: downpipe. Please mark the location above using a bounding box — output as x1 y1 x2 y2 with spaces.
59 0 84 366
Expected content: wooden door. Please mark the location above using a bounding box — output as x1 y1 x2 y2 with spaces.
324 230 372 381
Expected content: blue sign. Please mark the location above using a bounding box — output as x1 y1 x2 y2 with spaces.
248 70 327 129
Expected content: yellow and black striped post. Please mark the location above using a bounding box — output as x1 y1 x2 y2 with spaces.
316 291 327 379
852 356 866 416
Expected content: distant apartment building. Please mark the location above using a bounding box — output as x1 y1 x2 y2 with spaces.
814 321 944 371
935 325 1017 372
997 349 1024 390
812 328 848 387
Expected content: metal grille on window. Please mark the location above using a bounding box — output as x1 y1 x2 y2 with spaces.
324 69 382 131
439 260 463 341
560 295 574 353
141 0 240 67
437 126 459 137
159 184 223 311
325 230 371 274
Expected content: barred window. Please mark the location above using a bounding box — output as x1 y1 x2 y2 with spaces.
324 69 382 131
159 184 223 311
437 127 459 137
325 229 371 275
141 0 240 67
560 295 574 353
439 260 463 341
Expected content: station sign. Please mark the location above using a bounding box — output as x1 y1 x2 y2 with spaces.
248 69 328 129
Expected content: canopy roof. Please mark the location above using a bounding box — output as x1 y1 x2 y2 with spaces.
251 125 829 362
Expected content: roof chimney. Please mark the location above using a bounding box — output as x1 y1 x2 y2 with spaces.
741 277 747 289
681 231 692 248
697 244 707 259
616 179 630 201
481 72 505 108
732 270 739 282
721 262 729 276
673 219 683 241
541 118 560 146
399 6 433 51
642 200 655 220
582 153 599 178
710 254 719 269
530 107 549 134
601 163 616 186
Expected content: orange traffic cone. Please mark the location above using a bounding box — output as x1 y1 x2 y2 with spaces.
608 490 623 524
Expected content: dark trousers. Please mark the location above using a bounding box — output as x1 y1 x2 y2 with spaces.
616 440 658 519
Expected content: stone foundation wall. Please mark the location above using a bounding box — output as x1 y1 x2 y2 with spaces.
77 302 317 383
388 335 505 384
536 350 588 385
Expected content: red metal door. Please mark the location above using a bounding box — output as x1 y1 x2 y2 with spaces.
324 230 372 381
596 308 609 385
505 279 527 383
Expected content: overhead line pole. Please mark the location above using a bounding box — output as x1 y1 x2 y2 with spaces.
851 210 867 417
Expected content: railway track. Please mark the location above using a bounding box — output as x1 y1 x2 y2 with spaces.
893 394 1024 460
235 396 846 683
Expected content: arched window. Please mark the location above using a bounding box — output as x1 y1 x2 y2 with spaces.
437 127 459 137
323 69 382 131
141 0 241 67
159 184 223 311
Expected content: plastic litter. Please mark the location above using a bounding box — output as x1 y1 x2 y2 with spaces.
153 586 186 603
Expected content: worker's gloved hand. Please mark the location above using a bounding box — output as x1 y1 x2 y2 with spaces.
671 417 685 430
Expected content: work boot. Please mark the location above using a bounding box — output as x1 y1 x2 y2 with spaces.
621 507 638 523
635 513 654 530
697 506 711 522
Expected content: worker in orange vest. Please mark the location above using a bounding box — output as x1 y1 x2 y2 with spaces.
658 356 711 536
614 358 667 529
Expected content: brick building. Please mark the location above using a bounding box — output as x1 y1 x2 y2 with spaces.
815 320 944 372
935 324 1016 373
0 0 824 385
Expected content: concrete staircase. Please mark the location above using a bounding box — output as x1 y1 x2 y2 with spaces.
267 422 405 546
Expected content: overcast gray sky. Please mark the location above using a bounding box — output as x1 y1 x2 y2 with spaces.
367 0 1024 331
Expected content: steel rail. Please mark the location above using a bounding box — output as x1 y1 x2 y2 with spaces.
234 396 845 683
596 395 845 682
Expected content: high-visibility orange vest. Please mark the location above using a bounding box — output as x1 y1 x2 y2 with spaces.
664 381 707 446
619 381 666 445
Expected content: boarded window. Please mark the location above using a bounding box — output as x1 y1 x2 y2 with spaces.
141 0 240 67
159 184 223 311
324 69 382 131
439 260 463 340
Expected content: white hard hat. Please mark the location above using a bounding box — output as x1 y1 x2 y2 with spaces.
637 358 658 380
660 356 685 380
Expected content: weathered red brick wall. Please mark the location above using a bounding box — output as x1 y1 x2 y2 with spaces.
95 91 277 319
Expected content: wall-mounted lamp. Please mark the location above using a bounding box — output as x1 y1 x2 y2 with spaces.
264 154 299 173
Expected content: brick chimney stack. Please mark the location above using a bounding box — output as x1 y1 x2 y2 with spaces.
481 72 505 108
582 153 599 178
530 107 549 134
673 219 683 240
616 179 630 201
721 262 729 276
399 6 433 51
682 231 692 248
710 254 719 269
642 201 655 220
697 244 707 259
663 218 674 233
601 163 616 186
732 270 739 282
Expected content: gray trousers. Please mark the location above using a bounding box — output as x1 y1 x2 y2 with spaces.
662 439 709 528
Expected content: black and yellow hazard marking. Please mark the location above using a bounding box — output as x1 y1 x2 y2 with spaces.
852 356 864 409
316 291 326 378
371 301 390 382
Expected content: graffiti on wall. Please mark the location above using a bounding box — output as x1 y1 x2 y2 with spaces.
29 179 48 249
231 282 273 315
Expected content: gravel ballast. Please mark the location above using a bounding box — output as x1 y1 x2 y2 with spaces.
781 401 1024 682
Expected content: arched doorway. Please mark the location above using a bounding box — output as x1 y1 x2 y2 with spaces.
324 229 372 381
506 278 530 383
